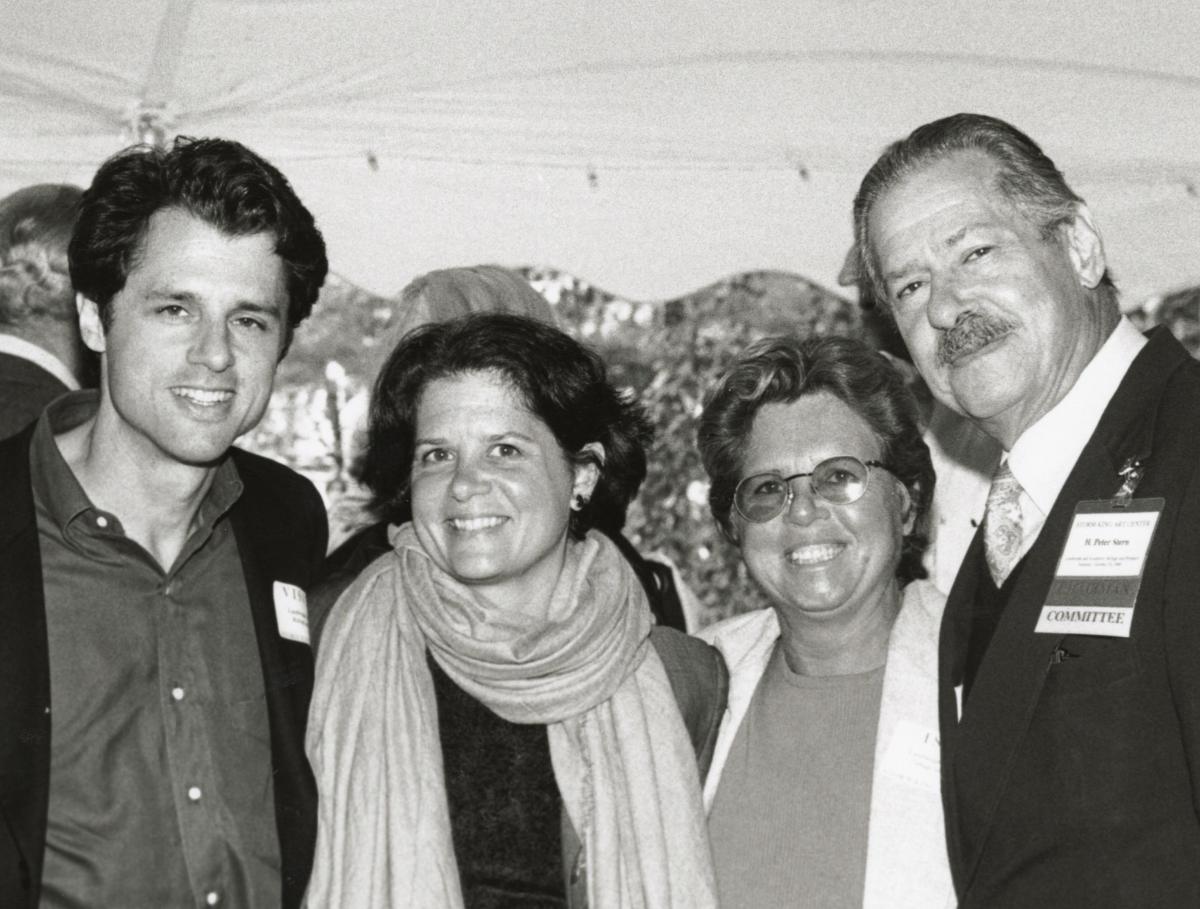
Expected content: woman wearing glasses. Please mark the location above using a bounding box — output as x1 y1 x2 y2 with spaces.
695 335 953 909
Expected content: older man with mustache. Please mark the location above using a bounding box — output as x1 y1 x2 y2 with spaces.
853 113 1200 907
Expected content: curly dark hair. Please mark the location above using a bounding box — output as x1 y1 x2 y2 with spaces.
697 334 934 585
68 136 327 348
362 312 653 540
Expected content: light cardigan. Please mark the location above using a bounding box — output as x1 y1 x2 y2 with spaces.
697 579 955 909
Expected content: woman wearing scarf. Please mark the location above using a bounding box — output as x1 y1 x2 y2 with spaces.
319 264 691 633
304 313 722 909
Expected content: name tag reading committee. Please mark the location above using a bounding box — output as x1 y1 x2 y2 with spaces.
1035 499 1163 638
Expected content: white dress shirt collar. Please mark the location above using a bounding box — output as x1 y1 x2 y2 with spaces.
1006 317 1146 541
0 333 79 391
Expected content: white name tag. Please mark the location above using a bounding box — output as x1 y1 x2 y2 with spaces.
1055 510 1158 577
273 581 310 645
1035 499 1163 638
879 719 940 791
1035 606 1133 636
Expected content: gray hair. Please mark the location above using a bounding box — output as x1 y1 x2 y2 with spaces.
853 112 1117 311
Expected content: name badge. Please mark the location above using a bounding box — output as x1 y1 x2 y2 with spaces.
273 581 311 645
1035 498 1164 637
879 719 941 790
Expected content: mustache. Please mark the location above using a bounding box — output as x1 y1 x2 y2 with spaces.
936 313 1017 367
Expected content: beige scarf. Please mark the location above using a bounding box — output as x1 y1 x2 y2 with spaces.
304 524 718 909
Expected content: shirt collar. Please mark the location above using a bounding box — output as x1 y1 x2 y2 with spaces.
31 391 102 532
1007 317 1147 516
0 333 79 391
31 390 244 543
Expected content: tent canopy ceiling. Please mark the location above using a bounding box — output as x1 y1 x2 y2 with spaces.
3 0 1197 304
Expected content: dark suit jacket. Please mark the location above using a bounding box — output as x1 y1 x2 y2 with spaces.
939 327 1200 907
0 424 327 909
0 352 68 441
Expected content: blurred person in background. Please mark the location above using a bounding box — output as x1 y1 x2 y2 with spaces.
319 264 689 634
696 335 952 909
0 184 95 439
304 313 723 908
0 138 328 909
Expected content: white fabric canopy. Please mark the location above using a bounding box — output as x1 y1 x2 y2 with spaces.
3 0 1197 304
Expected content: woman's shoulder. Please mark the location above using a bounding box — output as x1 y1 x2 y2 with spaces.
887 579 946 679
650 626 725 689
310 531 402 653
649 626 729 775
896 579 947 639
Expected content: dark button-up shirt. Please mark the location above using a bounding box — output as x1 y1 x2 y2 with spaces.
31 392 280 909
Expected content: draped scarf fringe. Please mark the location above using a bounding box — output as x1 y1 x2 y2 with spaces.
304 525 718 909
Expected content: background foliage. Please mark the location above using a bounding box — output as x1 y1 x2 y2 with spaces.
246 269 1199 627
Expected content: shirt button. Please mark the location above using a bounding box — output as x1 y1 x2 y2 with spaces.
187 786 202 802
95 515 109 528
205 892 220 906
171 687 185 701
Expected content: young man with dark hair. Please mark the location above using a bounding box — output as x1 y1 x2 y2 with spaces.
0 136 329 909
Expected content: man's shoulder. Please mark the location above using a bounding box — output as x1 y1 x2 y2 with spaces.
0 421 34 484
0 418 33 453
1071 328 1200 476
227 447 327 549
0 354 64 441
230 447 321 501
0 350 60 379
1120 327 1200 411
1153 342 1200 414
0 426 34 547
1107 333 1200 467
227 448 328 580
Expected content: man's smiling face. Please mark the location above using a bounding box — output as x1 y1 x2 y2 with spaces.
80 207 288 468
868 151 1106 448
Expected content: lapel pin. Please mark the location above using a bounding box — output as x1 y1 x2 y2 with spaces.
1112 456 1146 508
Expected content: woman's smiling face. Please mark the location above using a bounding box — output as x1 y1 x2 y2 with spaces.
736 390 912 627
409 369 596 616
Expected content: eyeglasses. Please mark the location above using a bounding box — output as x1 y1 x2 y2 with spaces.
733 456 894 524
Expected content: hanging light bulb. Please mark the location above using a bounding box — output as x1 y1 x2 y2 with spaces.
120 100 178 148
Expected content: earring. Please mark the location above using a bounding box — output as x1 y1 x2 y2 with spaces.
571 494 590 511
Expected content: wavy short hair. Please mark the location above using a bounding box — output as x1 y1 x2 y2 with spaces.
69 136 327 346
697 334 933 584
362 312 652 539
853 112 1117 313
0 184 83 326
